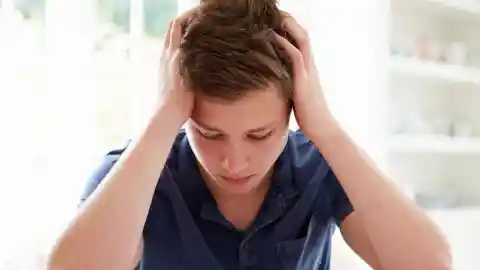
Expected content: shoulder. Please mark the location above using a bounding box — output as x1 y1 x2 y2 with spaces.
81 131 188 202
285 129 346 208
79 145 126 202
102 130 187 168
162 129 189 170
286 129 331 185
287 129 328 165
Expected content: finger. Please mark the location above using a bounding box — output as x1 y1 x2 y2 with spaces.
169 19 182 51
163 21 173 50
169 8 196 50
273 32 306 74
281 15 312 62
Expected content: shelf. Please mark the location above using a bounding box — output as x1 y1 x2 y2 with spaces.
423 0 480 15
389 55 480 85
394 0 480 20
387 135 480 153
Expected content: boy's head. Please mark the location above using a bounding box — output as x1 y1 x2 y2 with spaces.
180 0 295 102
180 0 298 195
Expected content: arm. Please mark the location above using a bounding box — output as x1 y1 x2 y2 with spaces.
339 212 383 270
274 14 452 270
47 109 180 270
312 119 452 270
47 13 194 270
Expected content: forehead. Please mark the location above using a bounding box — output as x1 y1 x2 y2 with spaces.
191 89 288 130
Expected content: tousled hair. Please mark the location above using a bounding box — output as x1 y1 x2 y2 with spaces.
179 0 297 103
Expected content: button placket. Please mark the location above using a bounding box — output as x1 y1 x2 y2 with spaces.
239 240 258 267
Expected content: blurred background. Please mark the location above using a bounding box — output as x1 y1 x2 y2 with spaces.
0 0 479 269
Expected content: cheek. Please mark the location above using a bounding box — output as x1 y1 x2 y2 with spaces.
186 133 222 169
250 132 288 166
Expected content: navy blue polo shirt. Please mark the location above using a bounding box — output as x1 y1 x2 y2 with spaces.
81 129 354 270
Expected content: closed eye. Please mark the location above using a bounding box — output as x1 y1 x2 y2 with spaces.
197 129 223 140
248 130 274 141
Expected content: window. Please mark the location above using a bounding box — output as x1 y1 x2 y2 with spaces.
0 0 176 269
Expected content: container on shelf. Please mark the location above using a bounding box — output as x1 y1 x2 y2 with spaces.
417 34 445 62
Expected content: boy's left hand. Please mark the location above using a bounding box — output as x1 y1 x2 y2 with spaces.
274 14 336 141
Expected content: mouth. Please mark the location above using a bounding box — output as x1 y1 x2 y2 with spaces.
221 175 254 185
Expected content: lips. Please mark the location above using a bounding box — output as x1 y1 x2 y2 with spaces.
222 175 254 184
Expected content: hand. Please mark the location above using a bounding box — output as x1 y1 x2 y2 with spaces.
156 10 195 129
274 14 336 141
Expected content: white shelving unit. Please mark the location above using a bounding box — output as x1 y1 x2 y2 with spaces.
396 0 480 19
389 55 480 85
387 0 480 207
387 135 480 154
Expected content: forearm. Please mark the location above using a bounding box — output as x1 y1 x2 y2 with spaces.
47 107 180 270
311 117 452 270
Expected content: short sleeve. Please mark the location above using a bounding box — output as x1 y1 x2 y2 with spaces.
329 173 354 226
79 148 125 204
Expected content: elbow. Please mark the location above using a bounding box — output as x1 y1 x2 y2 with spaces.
432 248 453 270
436 231 453 270
46 256 62 270
45 248 67 270
46 254 81 270
406 234 453 270
46 243 79 270
424 242 453 270
46 261 62 270
424 222 453 270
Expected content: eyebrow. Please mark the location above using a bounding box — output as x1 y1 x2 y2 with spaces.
194 120 276 133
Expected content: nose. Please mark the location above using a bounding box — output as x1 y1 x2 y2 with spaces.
221 146 249 175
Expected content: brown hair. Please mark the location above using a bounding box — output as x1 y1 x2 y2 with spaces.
179 0 297 103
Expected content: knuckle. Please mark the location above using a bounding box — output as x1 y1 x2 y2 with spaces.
173 18 181 26
302 29 310 40
171 18 185 35
298 28 310 43
292 49 304 63
298 35 311 50
167 20 175 30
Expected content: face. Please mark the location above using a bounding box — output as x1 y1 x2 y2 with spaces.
185 87 290 196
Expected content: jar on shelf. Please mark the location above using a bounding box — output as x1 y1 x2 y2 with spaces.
416 34 444 62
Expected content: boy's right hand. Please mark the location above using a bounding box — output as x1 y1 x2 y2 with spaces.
156 10 195 129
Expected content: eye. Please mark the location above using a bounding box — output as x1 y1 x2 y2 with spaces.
197 129 223 140
248 130 274 141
